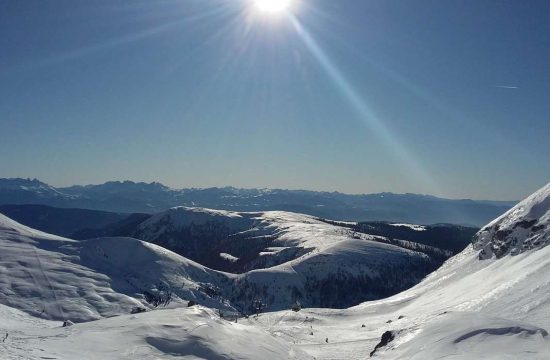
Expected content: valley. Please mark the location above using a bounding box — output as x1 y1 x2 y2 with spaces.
0 182 548 359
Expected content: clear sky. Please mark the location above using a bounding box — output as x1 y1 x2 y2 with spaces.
1 0 549 200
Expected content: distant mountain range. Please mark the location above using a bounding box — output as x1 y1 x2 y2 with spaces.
0 178 517 226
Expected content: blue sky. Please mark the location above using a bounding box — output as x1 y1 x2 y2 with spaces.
1 0 549 200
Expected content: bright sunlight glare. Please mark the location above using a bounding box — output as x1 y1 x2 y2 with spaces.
253 0 292 14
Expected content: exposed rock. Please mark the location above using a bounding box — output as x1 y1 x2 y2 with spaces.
370 330 396 357
474 183 550 259
131 306 147 314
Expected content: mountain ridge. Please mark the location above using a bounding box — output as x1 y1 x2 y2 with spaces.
0 207 441 319
0 178 516 226
0 182 549 359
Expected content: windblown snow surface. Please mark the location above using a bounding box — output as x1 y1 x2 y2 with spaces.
0 182 549 359
0 212 231 323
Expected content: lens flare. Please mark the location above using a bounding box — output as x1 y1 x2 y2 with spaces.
253 0 292 14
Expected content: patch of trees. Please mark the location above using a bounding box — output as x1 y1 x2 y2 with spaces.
319 219 477 254
133 220 312 273
142 283 172 307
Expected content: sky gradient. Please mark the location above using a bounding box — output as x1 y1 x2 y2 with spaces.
1 0 549 200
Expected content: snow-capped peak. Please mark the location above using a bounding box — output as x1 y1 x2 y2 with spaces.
473 182 550 259
0 177 67 197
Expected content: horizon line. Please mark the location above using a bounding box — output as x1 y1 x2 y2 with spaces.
0 176 520 203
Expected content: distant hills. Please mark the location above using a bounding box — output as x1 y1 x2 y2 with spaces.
0 207 444 316
0 178 516 226
0 204 127 237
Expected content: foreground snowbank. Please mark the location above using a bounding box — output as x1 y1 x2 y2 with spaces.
0 304 311 360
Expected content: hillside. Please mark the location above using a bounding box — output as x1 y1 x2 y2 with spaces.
0 303 311 360
474 182 550 259
0 213 230 322
248 182 550 359
0 182 548 359
93 207 454 272
123 207 446 310
0 207 440 318
321 219 478 253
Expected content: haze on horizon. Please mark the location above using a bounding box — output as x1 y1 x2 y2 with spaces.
0 177 525 203
1 0 549 201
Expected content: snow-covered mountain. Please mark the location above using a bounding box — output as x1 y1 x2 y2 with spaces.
127 207 446 310
0 178 72 205
321 219 477 253
0 182 548 359
474 182 550 259
0 205 443 318
248 181 550 359
0 177 515 226
0 213 231 322
98 207 454 272
0 206 441 316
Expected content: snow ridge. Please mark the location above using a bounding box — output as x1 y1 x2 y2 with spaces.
1 184 550 359
474 182 550 259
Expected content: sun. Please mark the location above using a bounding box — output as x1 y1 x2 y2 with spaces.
253 0 293 14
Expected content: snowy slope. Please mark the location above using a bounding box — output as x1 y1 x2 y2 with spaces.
246 182 550 359
474 182 550 259
132 207 438 272
0 206 438 320
232 214 434 310
0 213 231 322
131 208 437 310
0 303 311 360
0 183 548 359
138 206 252 229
